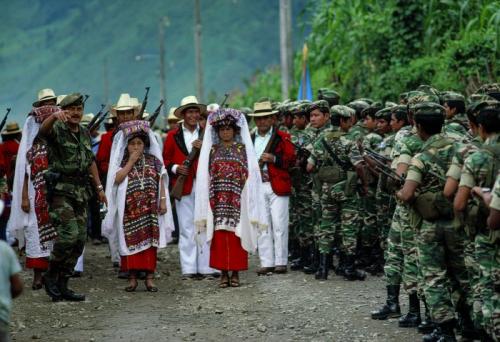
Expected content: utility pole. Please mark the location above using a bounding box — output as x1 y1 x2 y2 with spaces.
279 0 293 100
159 16 168 116
194 0 204 101
280 0 293 100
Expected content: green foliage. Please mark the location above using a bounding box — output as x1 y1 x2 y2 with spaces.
237 0 499 104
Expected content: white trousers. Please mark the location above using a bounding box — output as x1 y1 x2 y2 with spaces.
257 182 290 267
74 249 85 272
176 191 215 275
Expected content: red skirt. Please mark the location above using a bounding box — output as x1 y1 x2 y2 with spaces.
120 247 157 272
26 257 49 270
210 230 248 271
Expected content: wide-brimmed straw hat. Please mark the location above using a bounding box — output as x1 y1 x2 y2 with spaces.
167 107 180 122
56 94 67 106
110 93 141 118
33 88 57 107
81 113 94 127
2 122 22 135
174 96 206 119
248 101 278 117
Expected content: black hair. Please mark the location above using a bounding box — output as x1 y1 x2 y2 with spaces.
214 122 240 135
339 116 351 125
128 132 150 148
445 100 465 114
414 115 444 135
477 109 500 134
1 133 22 142
391 110 409 125
330 116 340 126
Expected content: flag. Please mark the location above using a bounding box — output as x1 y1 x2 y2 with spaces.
297 43 313 101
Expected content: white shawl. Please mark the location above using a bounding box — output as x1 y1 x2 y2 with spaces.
102 129 174 256
194 113 266 253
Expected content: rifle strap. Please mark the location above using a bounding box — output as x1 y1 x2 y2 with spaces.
321 138 350 171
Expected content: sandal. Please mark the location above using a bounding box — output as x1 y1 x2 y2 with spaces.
230 273 240 287
219 272 229 288
125 277 138 292
145 275 158 292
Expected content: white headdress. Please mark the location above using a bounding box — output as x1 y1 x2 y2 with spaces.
194 108 266 253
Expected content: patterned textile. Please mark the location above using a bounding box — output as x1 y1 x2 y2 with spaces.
209 142 248 231
122 154 162 252
27 137 57 244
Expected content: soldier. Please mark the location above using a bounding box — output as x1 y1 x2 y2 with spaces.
398 102 468 341
317 88 340 108
302 100 334 275
307 105 368 280
454 100 500 340
440 91 470 141
40 93 107 301
346 100 370 140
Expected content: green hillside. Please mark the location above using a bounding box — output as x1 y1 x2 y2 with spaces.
0 0 309 123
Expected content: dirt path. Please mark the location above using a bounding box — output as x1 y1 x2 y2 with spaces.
10 244 420 341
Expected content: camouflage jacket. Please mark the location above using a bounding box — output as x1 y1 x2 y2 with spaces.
349 121 367 140
308 129 363 170
446 136 483 181
459 134 500 190
491 172 500 211
362 131 383 151
392 127 423 169
407 134 457 194
379 132 396 158
305 123 334 154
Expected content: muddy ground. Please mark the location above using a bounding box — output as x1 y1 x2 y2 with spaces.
9 243 420 341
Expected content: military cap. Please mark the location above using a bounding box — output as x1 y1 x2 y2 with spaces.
399 92 409 104
417 84 440 97
308 100 330 114
385 101 398 108
291 100 312 116
331 105 355 118
391 104 408 116
467 93 495 106
362 102 383 118
407 91 440 108
347 100 370 113
375 107 393 120
317 88 340 103
412 102 445 118
440 91 465 104
469 100 500 116
476 83 500 100
59 93 84 108
356 98 374 105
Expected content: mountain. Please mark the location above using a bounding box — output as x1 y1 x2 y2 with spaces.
0 0 310 123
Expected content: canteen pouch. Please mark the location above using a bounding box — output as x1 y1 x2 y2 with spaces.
317 166 344 184
408 205 423 231
344 171 357 196
413 191 453 221
463 198 489 238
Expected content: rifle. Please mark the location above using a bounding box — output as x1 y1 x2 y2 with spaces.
88 111 109 132
360 144 405 184
0 108 11 132
220 93 230 108
138 87 150 119
170 129 205 201
291 140 311 169
83 95 90 104
258 127 278 169
147 100 165 126
86 104 105 129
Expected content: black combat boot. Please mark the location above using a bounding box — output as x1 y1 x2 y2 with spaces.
418 298 437 334
303 244 319 274
456 302 475 340
365 245 384 275
315 253 330 280
43 264 62 301
344 255 366 281
371 285 401 319
399 293 421 327
334 251 346 276
290 243 304 271
422 319 456 342
58 275 86 302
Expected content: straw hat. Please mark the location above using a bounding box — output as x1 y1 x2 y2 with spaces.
33 88 57 107
110 93 141 117
174 96 206 118
247 101 278 117
81 113 94 127
2 122 22 135
56 94 67 106
167 107 180 122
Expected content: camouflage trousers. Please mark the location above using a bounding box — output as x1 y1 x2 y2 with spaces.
289 174 313 248
375 186 396 248
317 180 360 255
360 184 378 249
383 203 419 294
417 218 468 323
492 243 500 340
310 175 323 244
49 195 87 276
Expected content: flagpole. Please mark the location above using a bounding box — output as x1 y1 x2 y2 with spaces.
301 43 308 100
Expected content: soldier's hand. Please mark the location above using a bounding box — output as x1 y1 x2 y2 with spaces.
306 163 315 173
260 153 275 163
21 197 30 213
98 190 108 206
176 165 190 176
54 110 70 122
192 139 202 150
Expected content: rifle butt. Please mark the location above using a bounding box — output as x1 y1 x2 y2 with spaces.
170 175 186 201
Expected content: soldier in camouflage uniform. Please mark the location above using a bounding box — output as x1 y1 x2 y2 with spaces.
40 93 107 302
288 101 314 270
307 105 368 281
398 102 468 341
317 88 340 108
454 100 500 340
440 91 471 143
302 100 334 274
488 173 500 339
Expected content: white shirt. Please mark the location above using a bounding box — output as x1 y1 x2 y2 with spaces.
254 127 273 170
172 123 200 174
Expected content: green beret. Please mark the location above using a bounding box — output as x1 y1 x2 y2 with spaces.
356 97 374 105
375 107 392 120
412 102 445 118
468 100 500 117
59 93 84 108
440 91 465 104
309 100 330 114
391 105 408 116
318 88 340 99
476 83 500 94
292 100 312 116
385 101 398 108
347 100 370 113
417 84 440 96
331 105 355 118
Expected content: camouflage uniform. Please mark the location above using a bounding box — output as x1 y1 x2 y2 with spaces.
459 133 500 336
491 173 500 339
408 131 468 324
45 119 94 276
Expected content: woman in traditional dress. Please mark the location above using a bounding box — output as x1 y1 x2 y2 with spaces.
7 104 59 290
195 108 266 288
102 120 173 292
